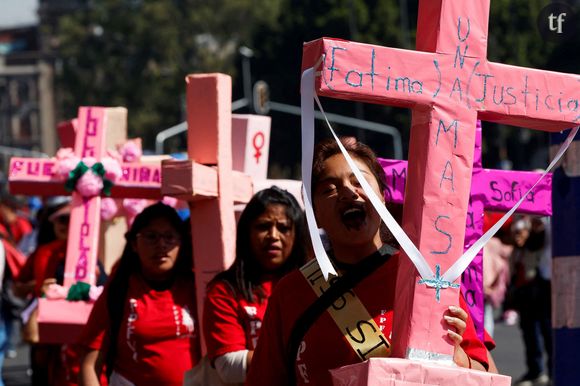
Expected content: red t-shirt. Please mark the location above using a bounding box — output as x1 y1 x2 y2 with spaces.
203 279 273 361
246 252 488 386
79 274 201 386
16 239 67 296
0 216 32 244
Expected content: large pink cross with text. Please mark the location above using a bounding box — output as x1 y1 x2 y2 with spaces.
9 108 164 288
379 121 552 340
302 0 578 369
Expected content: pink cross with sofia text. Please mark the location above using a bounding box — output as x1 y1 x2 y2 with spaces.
302 0 577 377
379 121 552 340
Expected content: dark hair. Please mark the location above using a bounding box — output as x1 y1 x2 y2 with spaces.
105 202 192 377
213 186 307 303
312 137 387 195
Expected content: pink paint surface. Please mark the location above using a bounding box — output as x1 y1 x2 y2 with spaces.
330 358 510 386
302 0 577 363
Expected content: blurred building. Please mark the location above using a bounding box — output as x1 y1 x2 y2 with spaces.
0 0 91 176
0 22 55 175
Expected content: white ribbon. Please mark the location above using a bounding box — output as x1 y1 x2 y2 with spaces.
301 68 337 279
300 65 579 287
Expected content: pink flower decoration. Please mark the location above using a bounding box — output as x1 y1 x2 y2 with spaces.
100 198 119 220
44 284 68 300
76 170 104 197
89 286 104 302
162 196 178 208
119 139 142 163
123 199 149 226
55 148 80 179
101 157 123 182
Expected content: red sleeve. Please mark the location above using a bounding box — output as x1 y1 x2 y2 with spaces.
203 281 248 361
78 285 110 351
32 243 56 296
16 253 35 283
458 296 489 370
246 280 291 386
483 329 496 351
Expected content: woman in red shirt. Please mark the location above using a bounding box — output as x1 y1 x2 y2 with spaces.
79 202 200 386
246 138 491 386
203 187 307 384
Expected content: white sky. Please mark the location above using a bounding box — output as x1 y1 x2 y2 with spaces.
0 0 39 29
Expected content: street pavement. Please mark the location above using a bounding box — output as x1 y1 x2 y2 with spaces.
2 321 529 385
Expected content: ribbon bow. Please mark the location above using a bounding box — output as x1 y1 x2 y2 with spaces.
66 281 92 301
64 161 114 196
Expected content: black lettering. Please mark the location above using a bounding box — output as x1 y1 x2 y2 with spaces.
505 86 517 105
450 78 463 101
328 46 346 82
345 70 363 87
439 161 455 191
465 290 477 307
357 335 390 360
436 120 458 148
490 181 502 202
365 48 378 90
431 215 452 255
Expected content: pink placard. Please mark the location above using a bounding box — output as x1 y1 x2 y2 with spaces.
232 114 272 180
472 168 552 215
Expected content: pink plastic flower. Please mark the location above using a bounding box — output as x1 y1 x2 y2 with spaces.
123 199 149 226
101 157 123 183
100 198 119 220
55 148 80 179
162 196 178 208
119 139 142 163
89 286 104 302
76 170 104 197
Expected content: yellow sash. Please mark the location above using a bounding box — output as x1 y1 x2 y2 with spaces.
300 259 391 361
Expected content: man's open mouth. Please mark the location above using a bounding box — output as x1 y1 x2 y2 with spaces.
340 203 367 230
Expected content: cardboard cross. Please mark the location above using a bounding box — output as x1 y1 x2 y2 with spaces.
379 121 552 339
9 108 165 288
302 0 578 366
161 74 254 352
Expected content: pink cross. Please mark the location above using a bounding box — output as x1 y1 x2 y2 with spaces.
379 121 552 340
161 74 254 352
302 0 577 363
9 108 165 288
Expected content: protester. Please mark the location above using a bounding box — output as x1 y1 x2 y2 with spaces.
482 213 513 337
79 202 200 386
202 187 307 384
15 198 107 385
510 215 552 386
246 137 490 385
0 194 33 246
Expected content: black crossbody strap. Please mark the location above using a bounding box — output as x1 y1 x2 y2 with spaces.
286 247 394 384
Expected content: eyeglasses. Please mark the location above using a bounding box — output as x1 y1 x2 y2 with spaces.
137 231 181 245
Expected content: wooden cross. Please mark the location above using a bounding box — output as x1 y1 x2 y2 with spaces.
380 121 552 339
302 0 578 363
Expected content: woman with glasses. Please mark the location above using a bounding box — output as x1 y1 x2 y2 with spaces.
79 202 200 386
201 187 307 385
